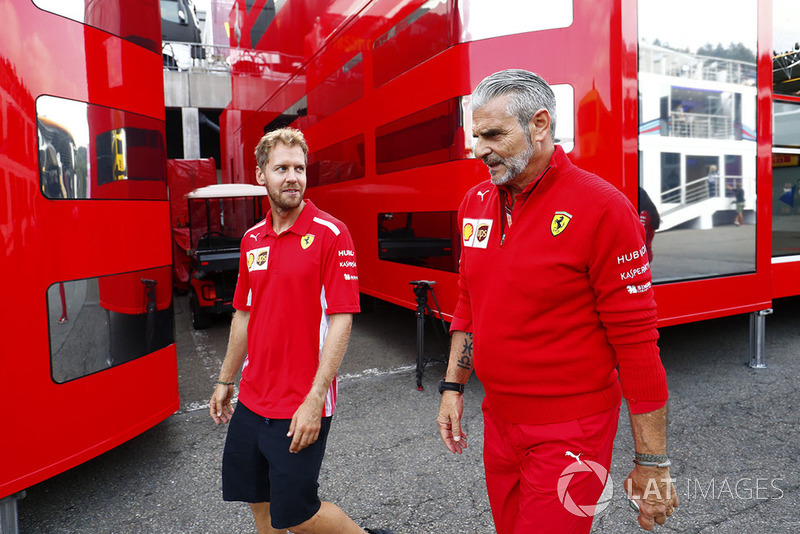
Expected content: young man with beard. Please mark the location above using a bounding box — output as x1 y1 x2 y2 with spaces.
210 128 391 534
436 70 678 533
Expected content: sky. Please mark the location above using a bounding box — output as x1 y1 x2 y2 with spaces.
774 0 800 53
197 0 798 54
193 0 211 13
638 0 758 53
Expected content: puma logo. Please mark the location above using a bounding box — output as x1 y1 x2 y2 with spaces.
249 234 258 240
477 189 490 201
565 451 583 465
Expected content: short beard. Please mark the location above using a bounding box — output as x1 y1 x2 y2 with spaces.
487 140 534 186
268 188 303 212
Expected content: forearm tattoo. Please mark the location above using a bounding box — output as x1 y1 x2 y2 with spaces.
456 333 473 370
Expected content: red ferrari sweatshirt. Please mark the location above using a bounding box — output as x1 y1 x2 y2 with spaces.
451 146 668 424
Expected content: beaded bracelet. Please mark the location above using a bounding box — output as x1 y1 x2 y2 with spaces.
216 380 235 386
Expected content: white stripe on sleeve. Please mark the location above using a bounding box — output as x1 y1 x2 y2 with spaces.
313 216 340 236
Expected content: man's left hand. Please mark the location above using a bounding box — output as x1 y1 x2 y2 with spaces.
625 465 679 531
287 398 323 453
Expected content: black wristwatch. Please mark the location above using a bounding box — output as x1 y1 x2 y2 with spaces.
438 380 465 394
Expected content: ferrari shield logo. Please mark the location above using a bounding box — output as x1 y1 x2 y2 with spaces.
301 234 315 249
550 211 572 236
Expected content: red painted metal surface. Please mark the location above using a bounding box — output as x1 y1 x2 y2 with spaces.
221 0 793 326
0 1 177 498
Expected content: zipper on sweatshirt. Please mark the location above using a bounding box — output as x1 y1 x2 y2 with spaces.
499 165 551 247
499 189 509 247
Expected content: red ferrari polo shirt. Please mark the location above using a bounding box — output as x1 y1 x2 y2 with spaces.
233 200 360 418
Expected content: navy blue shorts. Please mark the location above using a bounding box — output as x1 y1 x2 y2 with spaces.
222 402 332 529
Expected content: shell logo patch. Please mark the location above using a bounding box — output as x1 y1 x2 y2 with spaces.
248 246 270 271
463 223 474 243
301 234 315 250
550 211 572 237
463 218 493 248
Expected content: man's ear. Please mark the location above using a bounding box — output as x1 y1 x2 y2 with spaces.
255 166 266 185
528 109 551 143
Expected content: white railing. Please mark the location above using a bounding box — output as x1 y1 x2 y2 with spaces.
162 41 232 74
661 177 711 210
661 175 744 214
669 112 733 139
162 42 307 80
639 44 757 86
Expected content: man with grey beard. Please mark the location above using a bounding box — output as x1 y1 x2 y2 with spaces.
436 70 677 533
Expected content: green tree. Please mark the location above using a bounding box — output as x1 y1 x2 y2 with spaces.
696 42 756 63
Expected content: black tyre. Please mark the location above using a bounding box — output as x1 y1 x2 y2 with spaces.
190 290 213 330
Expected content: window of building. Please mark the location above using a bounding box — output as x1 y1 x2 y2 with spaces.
378 211 458 273
774 102 800 149
250 0 277 48
376 88 574 176
37 96 167 201
460 85 575 156
307 53 364 122
772 101 800 258
33 0 161 54
307 135 365 187
457 0 572 42
289 53 365 131
667 88 745 140
264 95 308 133
372 0 449 88
684 155 720 200
375 98 462 175
638 0 757 283
724 155 743 197
773 0 800 97
660 152 681 203
48 267 174 383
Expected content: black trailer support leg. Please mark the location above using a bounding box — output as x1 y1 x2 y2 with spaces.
410 280 450 391
415 298 427 390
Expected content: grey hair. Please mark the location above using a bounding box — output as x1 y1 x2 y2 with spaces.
471 69 556 139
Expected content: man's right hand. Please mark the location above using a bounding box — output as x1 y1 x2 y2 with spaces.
437 391 467 454
210 384 235 425
625 465 678 531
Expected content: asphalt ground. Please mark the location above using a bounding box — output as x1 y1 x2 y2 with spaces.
15 294 800 533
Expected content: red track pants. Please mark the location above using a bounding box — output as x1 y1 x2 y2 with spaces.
482 402 621 534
